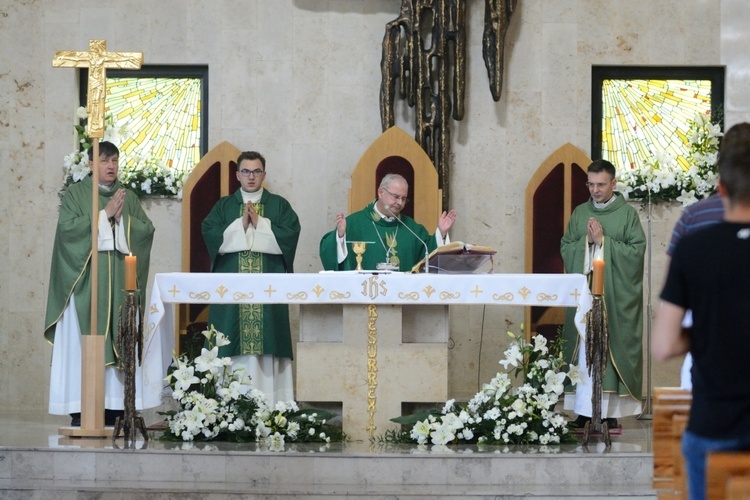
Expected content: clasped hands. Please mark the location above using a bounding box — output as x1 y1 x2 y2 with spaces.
103 188 126 223
587 217 603 246
243 201 259 230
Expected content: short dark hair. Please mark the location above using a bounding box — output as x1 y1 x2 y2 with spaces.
237 151 266 170
87 141 119 161
721 122 750 150
587 159 616 179
718 122 750 205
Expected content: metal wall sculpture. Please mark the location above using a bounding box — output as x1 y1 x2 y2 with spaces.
381 0 518 208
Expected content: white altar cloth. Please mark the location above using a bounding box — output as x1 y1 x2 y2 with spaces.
139 272 592 407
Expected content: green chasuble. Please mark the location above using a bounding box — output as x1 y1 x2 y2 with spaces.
560 193 646 402
202 189 300 359
44 175 155 367
319 201 439 272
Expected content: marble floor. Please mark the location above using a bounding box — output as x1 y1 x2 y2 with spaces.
0 409 654 450
0 410 658 499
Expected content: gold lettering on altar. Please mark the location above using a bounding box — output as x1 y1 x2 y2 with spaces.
366 304 378 439
361 276 388 300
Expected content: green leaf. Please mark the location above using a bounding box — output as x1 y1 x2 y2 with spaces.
390 409 440 426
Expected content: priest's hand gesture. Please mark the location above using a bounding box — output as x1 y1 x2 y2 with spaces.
335 211 346 238
243 201 259 230
588 217 603 246
104 188 126 223
437 209 457 237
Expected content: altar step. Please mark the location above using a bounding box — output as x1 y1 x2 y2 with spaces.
1 443 656 498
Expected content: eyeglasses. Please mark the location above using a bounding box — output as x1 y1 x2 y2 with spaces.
585 181 613 189
239 168 265 177
382 187 409 204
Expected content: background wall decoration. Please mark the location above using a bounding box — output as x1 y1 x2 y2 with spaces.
380 0 518 208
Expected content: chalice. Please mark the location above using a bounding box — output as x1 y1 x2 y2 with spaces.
350 241 367 270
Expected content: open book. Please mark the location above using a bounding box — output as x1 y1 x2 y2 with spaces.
411 241 497 274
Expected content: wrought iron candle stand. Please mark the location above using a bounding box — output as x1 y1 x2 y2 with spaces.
112 290 148 446
582 291 611 448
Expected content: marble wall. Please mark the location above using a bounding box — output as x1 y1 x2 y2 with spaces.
1 0 748 413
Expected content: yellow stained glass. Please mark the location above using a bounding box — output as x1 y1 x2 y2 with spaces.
105 77 202 173
601 79 712 171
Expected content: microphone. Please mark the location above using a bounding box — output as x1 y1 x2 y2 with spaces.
384 205 430 273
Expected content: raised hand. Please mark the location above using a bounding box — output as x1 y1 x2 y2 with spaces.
438 209 457 236
335 211 347 238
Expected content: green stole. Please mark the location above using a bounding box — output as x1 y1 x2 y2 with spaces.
239 202 264 355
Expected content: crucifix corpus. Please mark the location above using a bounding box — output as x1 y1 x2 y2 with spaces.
52 40 143 437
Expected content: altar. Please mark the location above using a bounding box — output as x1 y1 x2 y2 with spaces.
142 272 591 441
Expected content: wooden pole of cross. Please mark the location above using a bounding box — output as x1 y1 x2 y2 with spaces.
53 40 142 437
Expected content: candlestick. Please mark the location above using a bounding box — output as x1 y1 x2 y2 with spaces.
125 254 137 291
592 258 605 295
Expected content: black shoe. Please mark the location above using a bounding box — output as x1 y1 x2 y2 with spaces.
105 409 124 426
571 415 591 428
604 417 619 428
70 413 81 427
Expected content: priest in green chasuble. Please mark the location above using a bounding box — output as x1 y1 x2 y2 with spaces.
45 141 155 424
320 173 457 272
202 151 301 405
560 159 646 426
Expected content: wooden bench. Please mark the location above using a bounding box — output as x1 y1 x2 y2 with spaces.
652 387 692 498
726 475 750 500
707 452 750 499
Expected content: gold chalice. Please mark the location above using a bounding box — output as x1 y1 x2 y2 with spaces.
351 241 367 270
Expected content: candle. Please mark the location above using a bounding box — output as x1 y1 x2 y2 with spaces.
592 258 605 295
125 254 137 291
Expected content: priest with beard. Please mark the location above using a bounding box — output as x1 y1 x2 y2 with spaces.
45 141 155 426
320 173 457 272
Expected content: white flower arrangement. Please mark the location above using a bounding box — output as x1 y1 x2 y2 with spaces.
389 331 578 446
61 106 191 199
616 112 722 207
162 325 343 446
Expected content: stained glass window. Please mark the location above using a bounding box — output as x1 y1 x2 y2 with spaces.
80 65 208 175
592 66 724 172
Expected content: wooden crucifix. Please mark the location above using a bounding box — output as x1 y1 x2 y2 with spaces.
53 40 142 436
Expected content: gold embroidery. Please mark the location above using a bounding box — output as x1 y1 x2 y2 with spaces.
536 292 558 302
239 202 264 355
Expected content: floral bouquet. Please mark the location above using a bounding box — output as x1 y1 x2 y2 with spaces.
61 106 190 199
388 331 579 446
161 325 344 446
617 112 722 207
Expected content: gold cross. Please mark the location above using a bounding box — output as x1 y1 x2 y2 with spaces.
53 39 143 138
471 285 483 298
168 286 180 298
265 285 277 297
570 288 581 302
